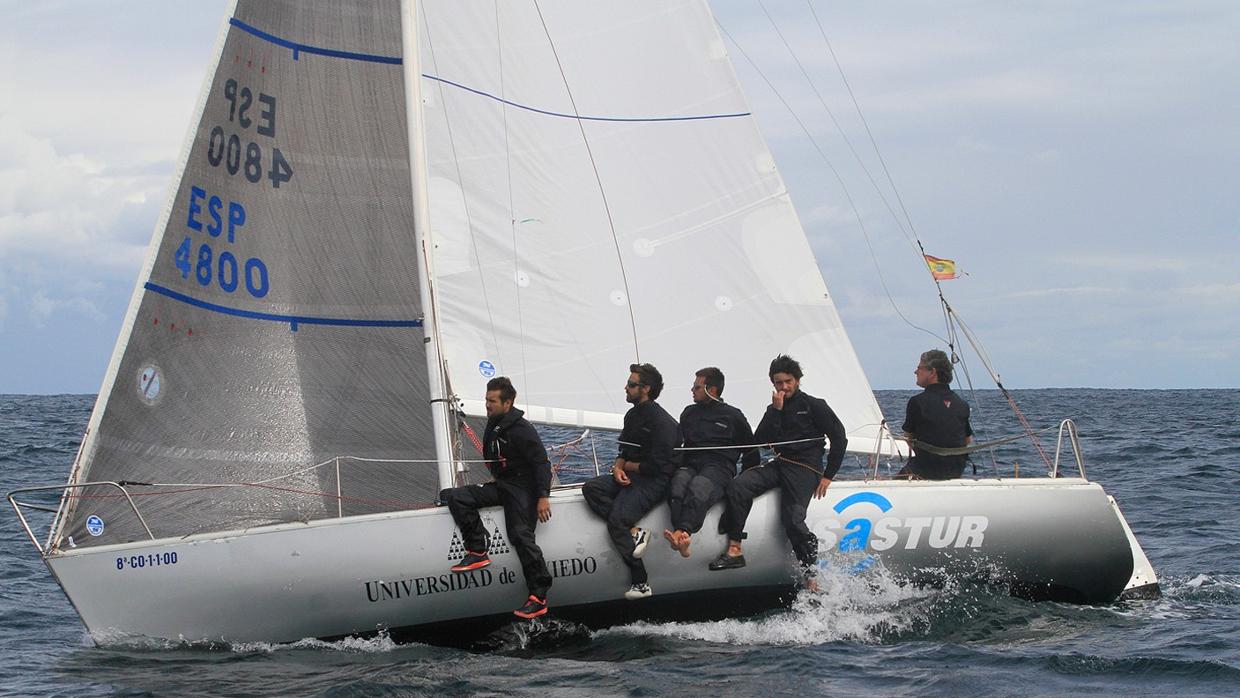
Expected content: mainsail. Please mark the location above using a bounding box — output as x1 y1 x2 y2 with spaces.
418 2 887 446
59 0 439 549
59 0 891 550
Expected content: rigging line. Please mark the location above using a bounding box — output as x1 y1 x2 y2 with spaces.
805 1 969 361
940 304 995 472
800 2 1014 461
494 1 530 394
716 20 945 345
618 436 824 450
951 309 1053 469
897 425 1057 455
805 1 921 253
420 4 505 371
532 0 641 362
758 0 914 247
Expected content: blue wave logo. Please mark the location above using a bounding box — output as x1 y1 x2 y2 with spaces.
819 491 893 574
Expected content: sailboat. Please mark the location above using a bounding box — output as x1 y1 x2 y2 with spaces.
8 0 1157 646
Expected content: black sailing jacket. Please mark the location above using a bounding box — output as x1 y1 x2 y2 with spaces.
617 400 682 485
679 399 759 474
754 390 848 478
483 407 553 497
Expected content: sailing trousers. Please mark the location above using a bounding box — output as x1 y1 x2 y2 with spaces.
441 477 552 599
667 464 734 535
582 474 667 585
721 460 820 570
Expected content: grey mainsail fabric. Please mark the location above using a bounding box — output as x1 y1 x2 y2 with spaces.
61 1 439 548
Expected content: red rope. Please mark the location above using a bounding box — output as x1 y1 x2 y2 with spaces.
461 420 484 455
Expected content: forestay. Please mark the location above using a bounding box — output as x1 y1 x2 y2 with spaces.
419 1 888 452
58 0 439 549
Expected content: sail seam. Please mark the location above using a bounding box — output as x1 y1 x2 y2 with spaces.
424 75 751 123
144 283 423 329
228 18 402 64
230 18 750 123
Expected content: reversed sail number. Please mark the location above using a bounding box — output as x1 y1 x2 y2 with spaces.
206 79 292 188
206 127 293 188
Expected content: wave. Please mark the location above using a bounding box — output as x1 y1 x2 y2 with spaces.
87 628 402 654
598 561 935 646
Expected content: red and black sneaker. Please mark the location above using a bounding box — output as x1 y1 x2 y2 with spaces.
450 550 491 573
513 595 548 619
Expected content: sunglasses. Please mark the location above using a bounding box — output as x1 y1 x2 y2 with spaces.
626 380 645 389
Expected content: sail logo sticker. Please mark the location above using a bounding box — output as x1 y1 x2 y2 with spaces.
86 515 105 536
478 360 496 377
812 491 989 555
137 365 163 404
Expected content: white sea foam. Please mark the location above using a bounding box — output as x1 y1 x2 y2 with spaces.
88 628 401 653
601 560 936 646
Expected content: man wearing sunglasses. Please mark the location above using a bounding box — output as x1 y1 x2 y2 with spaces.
582 363 681 600
663 367 758 559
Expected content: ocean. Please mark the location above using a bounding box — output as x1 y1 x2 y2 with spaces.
2 390 1238 696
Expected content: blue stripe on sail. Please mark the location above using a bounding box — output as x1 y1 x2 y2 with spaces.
229 18 402 64
145 283 423 332
423 75 751 123
228 18 750 123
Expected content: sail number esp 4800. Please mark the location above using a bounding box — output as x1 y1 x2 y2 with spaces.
171 79 292 298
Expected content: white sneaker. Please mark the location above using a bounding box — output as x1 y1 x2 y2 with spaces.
631 528 650 559
624 583 652 600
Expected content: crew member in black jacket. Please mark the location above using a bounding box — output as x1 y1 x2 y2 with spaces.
441 376 553 619
582 363 681 601
710 355 847 588
663 367 758 558
899 349 973 479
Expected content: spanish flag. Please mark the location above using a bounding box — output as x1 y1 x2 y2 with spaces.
924 254 960 280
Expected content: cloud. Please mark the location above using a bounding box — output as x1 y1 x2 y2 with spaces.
1051 253 1191 274
997 286 1123 301
0 114 164 275
28 290 105 328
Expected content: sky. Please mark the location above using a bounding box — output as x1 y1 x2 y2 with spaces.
1 1 1237 394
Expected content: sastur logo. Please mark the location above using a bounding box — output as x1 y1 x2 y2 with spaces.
814 491 989 554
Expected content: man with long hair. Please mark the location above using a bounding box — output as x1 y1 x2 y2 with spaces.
709 355 846 590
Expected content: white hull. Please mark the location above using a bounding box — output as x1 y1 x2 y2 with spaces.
46 478 1152 645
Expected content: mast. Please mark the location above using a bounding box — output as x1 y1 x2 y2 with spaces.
401 0 456 490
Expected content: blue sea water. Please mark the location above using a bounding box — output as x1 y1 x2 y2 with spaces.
2 390 1239 696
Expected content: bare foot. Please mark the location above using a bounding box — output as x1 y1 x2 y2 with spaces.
663 529 679 551
675 530 692 558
